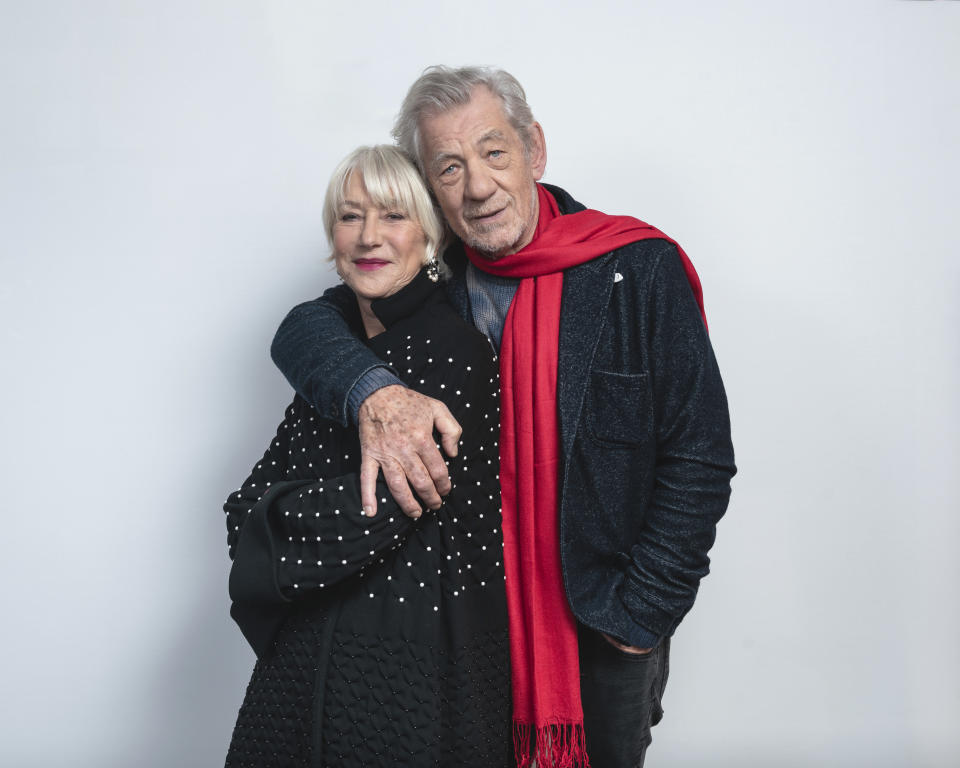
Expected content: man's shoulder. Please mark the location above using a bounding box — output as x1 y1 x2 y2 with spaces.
566 237 679 282
612 236 679 269
544 183 586 215
548 181 681 267
560 238 687 330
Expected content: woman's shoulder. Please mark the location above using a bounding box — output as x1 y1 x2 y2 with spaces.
278 394 349 446
375 299 498 411
380 298 492 363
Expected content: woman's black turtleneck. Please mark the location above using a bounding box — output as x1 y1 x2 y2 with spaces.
224 270 512 767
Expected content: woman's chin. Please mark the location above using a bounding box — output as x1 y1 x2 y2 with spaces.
347 273 419 303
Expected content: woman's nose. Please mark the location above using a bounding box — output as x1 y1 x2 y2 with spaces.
360 214 382 246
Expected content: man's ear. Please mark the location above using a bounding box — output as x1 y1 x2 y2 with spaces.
528 122 547 180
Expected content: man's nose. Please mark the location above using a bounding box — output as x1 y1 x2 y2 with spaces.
360 214 382 246
464 163 497 201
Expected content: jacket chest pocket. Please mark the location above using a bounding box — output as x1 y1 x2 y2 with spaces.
586 370 653 448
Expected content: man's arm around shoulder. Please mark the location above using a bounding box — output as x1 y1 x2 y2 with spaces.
271 283 393 426
270 283 462 517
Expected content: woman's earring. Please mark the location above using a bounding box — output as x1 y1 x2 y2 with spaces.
426 255 440 283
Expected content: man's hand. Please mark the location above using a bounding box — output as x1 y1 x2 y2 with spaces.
601 632 654 655
358 385 462 518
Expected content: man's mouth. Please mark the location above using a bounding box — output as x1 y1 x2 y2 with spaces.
469 207 507 223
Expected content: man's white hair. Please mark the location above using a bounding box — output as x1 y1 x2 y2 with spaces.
392 65 537 173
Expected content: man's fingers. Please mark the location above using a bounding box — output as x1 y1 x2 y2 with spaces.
419 442 451 504
359 456 381 517
601 632 654 655
358 386 461 516
434 407 462 458
360 452 426 519
402 449 444 511
381 459 422 519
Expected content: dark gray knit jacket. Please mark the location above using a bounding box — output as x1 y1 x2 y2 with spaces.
271 184 736 649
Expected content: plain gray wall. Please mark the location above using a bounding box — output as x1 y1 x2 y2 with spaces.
1 1 957 766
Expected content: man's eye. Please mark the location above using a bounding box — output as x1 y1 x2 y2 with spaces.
489 150 503 158
440 164 458 176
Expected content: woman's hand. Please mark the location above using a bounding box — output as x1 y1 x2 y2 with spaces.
359 385 462 518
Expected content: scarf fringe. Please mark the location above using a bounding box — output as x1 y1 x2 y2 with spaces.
513 721 590 768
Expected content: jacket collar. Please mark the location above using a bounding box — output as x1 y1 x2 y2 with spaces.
439 184 614 458
557 252 617 459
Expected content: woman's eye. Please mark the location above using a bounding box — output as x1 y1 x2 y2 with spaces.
385 212 406 221
340 212 359 222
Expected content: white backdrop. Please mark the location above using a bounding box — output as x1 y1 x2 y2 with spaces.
2 2 957 766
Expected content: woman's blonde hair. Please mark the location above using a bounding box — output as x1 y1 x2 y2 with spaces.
322 145 445 275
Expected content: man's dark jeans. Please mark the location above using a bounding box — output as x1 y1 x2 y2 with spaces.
579 626 671 768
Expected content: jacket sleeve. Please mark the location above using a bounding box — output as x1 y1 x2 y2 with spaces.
616 246 736 647
270 283 403 425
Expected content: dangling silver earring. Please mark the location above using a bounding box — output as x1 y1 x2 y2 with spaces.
426 254 440 283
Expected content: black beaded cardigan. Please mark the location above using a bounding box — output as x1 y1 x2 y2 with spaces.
224 270 511 768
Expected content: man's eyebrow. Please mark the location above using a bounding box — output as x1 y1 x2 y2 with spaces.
477 130 508 144
429 130 510 169
430 150 461 169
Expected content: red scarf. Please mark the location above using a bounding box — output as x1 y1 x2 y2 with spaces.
466 185 706 768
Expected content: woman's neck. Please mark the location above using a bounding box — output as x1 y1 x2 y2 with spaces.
356 297 386 339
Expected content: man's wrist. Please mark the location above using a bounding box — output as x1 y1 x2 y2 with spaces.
348 367 406 424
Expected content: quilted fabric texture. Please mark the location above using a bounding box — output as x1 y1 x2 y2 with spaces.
322 628 511 766
226 608 327 767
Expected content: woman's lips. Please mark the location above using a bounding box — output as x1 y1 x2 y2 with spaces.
354 258 390 271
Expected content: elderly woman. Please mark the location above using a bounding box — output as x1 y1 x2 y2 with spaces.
224 145 510 767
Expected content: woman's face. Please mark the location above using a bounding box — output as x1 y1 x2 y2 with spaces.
332 173 428 303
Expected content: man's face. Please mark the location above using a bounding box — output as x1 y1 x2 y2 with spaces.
419 87 546 260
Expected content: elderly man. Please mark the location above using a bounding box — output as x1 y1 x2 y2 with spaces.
272 66 735 768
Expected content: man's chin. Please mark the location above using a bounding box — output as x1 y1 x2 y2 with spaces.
465 241 511 261
464 226 523 260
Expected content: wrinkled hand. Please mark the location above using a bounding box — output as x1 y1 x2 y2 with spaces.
358 385 462 518
601 632 654 655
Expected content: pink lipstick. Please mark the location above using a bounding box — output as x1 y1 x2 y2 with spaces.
354 259 390 271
